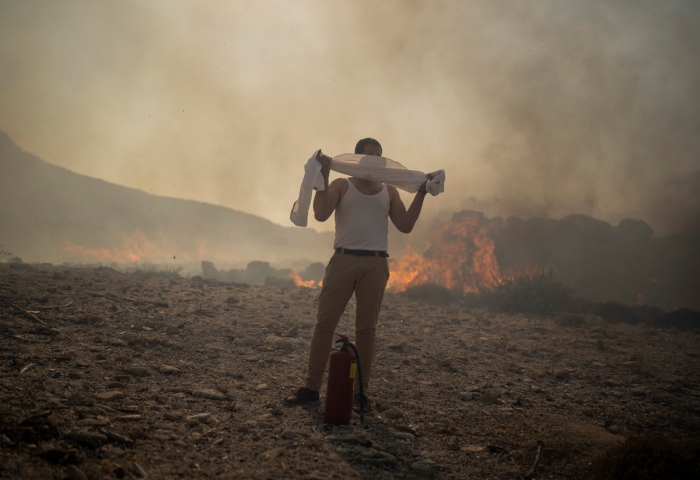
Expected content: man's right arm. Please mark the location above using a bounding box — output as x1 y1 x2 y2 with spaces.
313 152 342 222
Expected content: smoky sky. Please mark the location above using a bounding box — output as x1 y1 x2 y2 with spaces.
1 0 699 235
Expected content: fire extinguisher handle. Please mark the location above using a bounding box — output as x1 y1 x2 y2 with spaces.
335 334 349 343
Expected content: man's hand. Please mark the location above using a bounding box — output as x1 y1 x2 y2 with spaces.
316 150 332 172
417 173 434 194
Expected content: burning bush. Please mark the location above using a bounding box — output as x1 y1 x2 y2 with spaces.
482 267 575 315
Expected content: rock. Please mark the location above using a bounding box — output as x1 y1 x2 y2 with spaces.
67 393 94 407
458 392 473 401
65 465 88 480
286 325 300 337
281 429 297 440
263 447 286 459
64 430 108 448
193 389 226 401
410 462 433 476
164 411 184 421
395 432 415 440
123 367 149 377
481 389 502 404
96 391 125 401
265 335 294 351
159 365 180 375
461 445 485 453
555 370 570 380
119 414 143 422
108 338 126 347
382 408 403 419
226 296 240 304
186 413 212 426
76 416 110 427
255 384 269 391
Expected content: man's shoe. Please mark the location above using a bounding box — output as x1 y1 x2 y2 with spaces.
284 387 319 405
353 393 370 413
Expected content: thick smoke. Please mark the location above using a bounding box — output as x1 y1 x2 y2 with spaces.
0 0 698 236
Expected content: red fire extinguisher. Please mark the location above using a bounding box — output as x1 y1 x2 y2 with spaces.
324 335 364 425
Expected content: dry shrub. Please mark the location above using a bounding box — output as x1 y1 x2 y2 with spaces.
481 267 574 315
555 313 586 327
591 434 700 480
401 284 457 305
591 302 642 325
655 308 700 330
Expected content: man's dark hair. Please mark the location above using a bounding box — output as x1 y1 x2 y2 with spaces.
355 138 382 154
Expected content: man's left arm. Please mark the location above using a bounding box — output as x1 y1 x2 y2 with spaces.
388 181 428 234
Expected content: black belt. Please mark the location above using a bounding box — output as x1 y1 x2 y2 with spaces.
335 248 389 258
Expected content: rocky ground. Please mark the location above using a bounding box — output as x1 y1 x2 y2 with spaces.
1 263 699 479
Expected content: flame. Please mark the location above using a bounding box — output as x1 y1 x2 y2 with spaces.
59 230 191 263
289 271 321 288
388 213 502 295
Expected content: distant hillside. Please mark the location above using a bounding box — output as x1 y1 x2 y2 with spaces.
0 130 333 267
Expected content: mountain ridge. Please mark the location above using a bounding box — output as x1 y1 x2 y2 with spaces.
0 130 333 267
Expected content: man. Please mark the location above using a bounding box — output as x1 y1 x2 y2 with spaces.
285 138 430 409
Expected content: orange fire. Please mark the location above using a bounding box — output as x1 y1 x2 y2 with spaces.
288 271 321 288
388 213 502 295
59 230 190 263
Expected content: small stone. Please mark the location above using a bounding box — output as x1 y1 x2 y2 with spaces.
263 447 286 459
67 393 94 407
193 389 226 401
555 370 570 380
96 391 125 401
461 445 485 453
226 296 240 304
186 413 211 426
95 353 108 361
66 465 88 480
64 430 108 448
281 429 297 440
458 392 473 401
382 408 403 419
123 367 149 377
118 414 142 422
631 388 647 397
395 432 415 440
481 389 502 404
159 365 180 375
164 411 184 421
255 384 269 391
286 325 300 337
410 462 433 476
108 338 126 347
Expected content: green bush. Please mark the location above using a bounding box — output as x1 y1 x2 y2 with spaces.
482 267 574 315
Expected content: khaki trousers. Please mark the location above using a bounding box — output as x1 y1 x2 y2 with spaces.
305 253 390 393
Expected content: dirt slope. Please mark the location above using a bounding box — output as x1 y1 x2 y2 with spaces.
1 263 699 479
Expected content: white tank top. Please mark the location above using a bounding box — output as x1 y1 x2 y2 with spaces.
333 179 390 251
